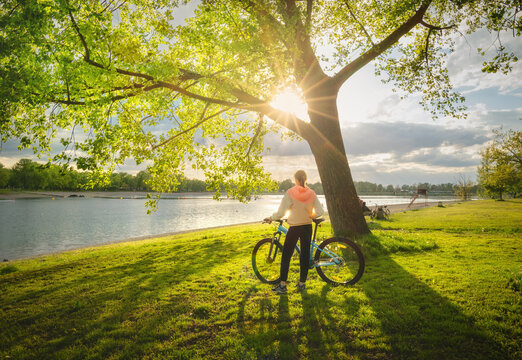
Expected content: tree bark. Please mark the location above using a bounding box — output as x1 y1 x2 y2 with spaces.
305 86 370 237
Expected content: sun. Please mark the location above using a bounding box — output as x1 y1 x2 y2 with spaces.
270 87 310 122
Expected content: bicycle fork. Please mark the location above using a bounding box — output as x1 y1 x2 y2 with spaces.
266 234 281 263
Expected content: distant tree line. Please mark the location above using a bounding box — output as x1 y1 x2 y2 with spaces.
0 159 207 192
277 178 473 196
1 158 489 197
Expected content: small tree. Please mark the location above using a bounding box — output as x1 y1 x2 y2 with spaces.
478 129 522 200
453 174 474 200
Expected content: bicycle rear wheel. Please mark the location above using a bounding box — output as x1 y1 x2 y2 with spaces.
252 238 283 284
314 237 365 285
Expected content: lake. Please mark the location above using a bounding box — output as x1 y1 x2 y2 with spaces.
0 194 456 260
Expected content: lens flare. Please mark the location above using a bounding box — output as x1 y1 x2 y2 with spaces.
270 87 310 122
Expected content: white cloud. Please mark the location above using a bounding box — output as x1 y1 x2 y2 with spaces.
262 155 321 183
261 118 494 184
466 106 522 130
448 30 522 94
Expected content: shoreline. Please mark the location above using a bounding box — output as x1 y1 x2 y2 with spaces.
0 190 214 200
0 190 460 200
1 200 463 262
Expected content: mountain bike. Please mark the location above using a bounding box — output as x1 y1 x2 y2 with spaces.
252 218 365 285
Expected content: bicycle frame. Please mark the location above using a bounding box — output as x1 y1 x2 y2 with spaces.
269 220 341 268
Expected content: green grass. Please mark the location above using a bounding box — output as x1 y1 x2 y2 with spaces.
1 200 520 359
375 199 522 233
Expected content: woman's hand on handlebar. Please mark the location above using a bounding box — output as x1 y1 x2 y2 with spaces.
263 217 272 224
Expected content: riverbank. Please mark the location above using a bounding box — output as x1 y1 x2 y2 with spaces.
1 200 520 359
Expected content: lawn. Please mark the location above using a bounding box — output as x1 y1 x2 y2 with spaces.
0 200 520 359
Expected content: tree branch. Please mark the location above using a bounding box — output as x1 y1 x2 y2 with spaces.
39 94 85 106
419 20 455 31
112 0 128 13
331 1 432 89
67 6 311 138
424 28 434 73
8 3 21 17
343 0 375 45
240 0 293 52
305 0 313 31
152 106 231 150
419 19 455 79
245 113 264 159
99 0 115 14
109 84 163 102
223 6 248 41
281 0 329 93
68 8 155 82
67 10 259 109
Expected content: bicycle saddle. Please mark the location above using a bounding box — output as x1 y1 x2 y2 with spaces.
313 218 325 224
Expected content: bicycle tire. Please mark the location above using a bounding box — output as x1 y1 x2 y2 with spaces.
314 237 365 285
252 238 283 284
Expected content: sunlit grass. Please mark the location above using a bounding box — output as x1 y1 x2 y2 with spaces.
1 200 520 359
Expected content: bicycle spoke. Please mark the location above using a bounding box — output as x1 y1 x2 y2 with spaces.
252 238 282 284
315 237 364 285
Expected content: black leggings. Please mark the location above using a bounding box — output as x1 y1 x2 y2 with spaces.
280 224 313 283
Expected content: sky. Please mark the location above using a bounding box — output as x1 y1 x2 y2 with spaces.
1 3 521 186
260 29 522 185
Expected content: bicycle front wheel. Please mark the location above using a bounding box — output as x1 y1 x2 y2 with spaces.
314 237 365 285
252 238 283 284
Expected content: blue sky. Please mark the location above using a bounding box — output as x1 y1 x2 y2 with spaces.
1 4 521 186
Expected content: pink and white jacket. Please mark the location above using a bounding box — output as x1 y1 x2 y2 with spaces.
271 186 325 226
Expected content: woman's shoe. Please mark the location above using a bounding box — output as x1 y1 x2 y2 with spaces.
271 284 287 294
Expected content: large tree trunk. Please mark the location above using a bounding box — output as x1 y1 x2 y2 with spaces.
305 87 370 237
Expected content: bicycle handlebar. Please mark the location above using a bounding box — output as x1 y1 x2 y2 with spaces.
263 218 325 225
262 218 285 224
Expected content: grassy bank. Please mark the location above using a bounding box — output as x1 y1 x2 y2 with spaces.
1 200 520 359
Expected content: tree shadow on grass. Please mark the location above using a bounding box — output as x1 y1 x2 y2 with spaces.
2 233 517 359
357 255 514 359
0 239 248 359
236 256 515 360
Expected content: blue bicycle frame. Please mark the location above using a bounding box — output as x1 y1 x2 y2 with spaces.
275 221 341 268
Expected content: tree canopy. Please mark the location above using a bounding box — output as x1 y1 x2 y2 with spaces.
1 0 520 234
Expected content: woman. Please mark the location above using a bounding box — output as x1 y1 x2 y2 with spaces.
264 170 324 294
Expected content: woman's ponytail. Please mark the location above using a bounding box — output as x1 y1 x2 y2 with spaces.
294 170 307 187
